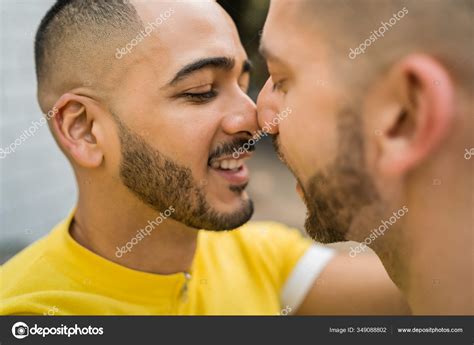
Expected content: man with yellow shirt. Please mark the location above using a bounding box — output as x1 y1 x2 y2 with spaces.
1 0 408 315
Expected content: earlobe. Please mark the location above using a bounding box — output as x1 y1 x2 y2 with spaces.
52 93 104 168
377 54 456 176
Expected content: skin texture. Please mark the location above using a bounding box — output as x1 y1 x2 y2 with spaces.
42 0 410 314
258 0 473 314
296 255 409 315
46 1 258 274
116 113 254 231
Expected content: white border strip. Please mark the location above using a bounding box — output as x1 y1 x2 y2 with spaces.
281 245 336 313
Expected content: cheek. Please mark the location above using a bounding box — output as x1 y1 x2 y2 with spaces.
148 104 220 171
166 127 212 168
137 122 211 178
280 93 339 181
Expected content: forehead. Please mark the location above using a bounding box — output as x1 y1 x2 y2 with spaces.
262 1 324 65
133 1 246 67
263 1 300 49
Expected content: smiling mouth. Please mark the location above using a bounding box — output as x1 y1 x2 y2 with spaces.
207 153 253 187
209 157 245 171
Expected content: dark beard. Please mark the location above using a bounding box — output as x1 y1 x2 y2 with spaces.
115 118 253 230
274 109 380 243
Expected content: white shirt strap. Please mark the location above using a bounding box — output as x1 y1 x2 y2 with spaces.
280 245 336 314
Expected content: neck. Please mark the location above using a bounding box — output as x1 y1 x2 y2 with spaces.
70 188 198 275
376 177 473 314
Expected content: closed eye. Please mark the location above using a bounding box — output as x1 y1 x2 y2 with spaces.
181 90 218 103
272 79 286 92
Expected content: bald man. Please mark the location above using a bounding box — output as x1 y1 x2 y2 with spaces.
257 0 473 314
2 0 408 315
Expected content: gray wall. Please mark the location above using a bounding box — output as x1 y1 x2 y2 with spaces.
0 0 77 262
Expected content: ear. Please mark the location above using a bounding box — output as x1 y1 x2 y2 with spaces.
51 93 105 168
369 54 456 176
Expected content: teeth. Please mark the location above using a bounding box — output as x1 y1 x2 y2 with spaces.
221 160 230 169
210 159 244 170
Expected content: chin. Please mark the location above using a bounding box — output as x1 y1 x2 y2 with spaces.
209 183 248 209
214 192 250 214
207 196 254 231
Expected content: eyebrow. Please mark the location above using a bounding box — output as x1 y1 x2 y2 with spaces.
259 43 282 63
168 57 252 86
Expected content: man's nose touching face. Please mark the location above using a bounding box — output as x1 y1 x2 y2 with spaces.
206 75 259 205
257 77 290 170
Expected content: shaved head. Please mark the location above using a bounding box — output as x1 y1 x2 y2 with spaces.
34 0 143 111
297 0 473 92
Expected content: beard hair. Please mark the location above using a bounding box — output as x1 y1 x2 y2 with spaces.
273 109 381 243
304 109 381 243
115 117 253 231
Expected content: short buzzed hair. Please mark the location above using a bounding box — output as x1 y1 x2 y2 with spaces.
34 0 143 110
298 0 473 91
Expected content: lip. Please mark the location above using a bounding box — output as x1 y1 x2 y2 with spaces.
208 151 253 165
209 162 250 186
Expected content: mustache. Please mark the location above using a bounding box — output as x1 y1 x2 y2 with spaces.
271 134 286 163
272 134 299 180
208 137 255 164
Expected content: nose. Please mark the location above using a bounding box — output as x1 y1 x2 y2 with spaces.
257 78 280 135
221 89 259 137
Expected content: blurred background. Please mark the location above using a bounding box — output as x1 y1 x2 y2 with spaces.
0 0 352 264
1 0 77 263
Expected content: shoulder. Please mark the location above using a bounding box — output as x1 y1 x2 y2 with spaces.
229 220 314 256
201 221 317 284
2 235 52 293
1 222 69 315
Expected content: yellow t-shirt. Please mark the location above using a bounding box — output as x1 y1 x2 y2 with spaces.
1 211 334 315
